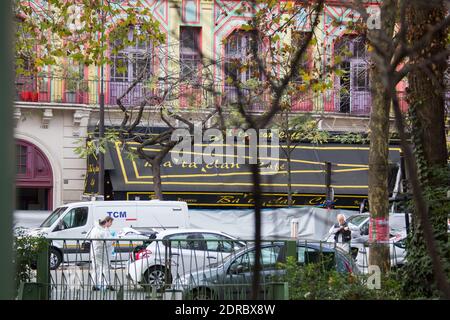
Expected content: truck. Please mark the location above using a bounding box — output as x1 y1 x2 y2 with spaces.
27 200 189 269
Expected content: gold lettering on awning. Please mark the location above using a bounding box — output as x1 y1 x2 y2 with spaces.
163 161 173 168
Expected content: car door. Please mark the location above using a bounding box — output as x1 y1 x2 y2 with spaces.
223 245 282 299
51 206 89 263
278 244 334 270
202 232 243 269
163 233 207 280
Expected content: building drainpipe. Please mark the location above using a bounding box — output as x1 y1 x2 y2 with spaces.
0 0 15 300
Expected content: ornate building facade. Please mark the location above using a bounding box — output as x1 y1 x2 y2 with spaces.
15 1 409 209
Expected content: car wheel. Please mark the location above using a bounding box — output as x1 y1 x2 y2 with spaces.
192 288 213 300
50 247 62 270
142 266 172 292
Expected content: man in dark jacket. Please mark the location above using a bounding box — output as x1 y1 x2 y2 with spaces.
332 214 351 252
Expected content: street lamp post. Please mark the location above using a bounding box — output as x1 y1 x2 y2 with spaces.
98 0 105 197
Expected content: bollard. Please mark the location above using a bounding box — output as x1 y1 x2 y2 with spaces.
290 219 299 239
285 240 297 261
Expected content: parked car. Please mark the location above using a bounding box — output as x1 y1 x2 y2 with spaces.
173 241 357 300
126 229 245 290
322 213 409 271
322 213 410 243
112 227 158 260
353 232 407 273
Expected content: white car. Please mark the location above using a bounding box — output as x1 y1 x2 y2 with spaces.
322 213 410 268
353 233 407 273
126 229 245 289
322 213 411 243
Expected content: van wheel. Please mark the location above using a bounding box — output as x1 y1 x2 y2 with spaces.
142 266 172 292
50 247 62 270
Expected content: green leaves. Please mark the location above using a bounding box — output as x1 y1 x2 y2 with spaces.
241 24 253 32
282 256 404 300
13 230 48 294
334 132 368 144
14 0 166 74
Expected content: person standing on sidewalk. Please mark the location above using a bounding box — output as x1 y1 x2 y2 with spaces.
90 216 115 291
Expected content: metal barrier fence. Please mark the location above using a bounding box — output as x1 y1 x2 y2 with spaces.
18 238 405 300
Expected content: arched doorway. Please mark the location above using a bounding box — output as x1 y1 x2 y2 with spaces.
16 139 53 210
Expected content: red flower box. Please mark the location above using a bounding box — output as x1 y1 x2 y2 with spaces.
20 91 32 101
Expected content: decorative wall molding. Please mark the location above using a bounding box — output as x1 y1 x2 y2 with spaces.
73 109 90 136
41 108 54 129
13 108 22 127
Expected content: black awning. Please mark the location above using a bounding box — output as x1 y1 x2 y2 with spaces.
106 141 401 198
84 144 115 194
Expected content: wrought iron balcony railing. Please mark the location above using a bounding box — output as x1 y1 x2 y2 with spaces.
15 76 410 115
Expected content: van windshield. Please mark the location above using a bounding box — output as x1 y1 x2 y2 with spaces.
40 207 68 228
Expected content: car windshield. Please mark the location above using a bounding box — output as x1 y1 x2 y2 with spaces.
224 233 246 245
347 215 368 227
208 245 250 268
40 207 67 228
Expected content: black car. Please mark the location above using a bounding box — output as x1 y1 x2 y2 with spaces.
173 241 357 300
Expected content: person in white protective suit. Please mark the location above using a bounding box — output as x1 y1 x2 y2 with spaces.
90 216 115 291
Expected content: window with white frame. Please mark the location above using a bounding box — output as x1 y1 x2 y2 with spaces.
110 33 153 83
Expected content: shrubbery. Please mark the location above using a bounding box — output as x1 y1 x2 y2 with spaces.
12 228 47 294
280 256 404 300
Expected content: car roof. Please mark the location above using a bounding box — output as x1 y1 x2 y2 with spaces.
154 228 237 238
347 214 369 219
298 242 336 252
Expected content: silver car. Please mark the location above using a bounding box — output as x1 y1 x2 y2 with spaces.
323 213 410 272
126 229 245 290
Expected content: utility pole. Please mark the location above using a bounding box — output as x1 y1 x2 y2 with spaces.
325 162 331 198
0 0 15 299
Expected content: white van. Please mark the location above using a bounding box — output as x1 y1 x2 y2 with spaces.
28 200 189 269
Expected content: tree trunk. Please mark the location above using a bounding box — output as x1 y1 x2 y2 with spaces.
251 160 262 299
403 0 449 296
151 159 164 200
408 0 447 175
367 0 397 272
287 151 292 207
407 0 448 212
284 110 293 207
